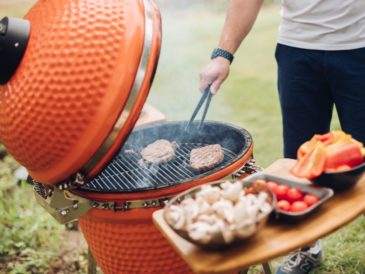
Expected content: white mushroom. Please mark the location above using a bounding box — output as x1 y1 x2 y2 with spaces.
236 222 257 238
180 197 195 208
259 202 273 216
221 227 235 243
166 205 186 230
188 222 215 243
257 191 269 208
233 201 248 224
245 194 257 206
166 179 274 246
221 181 243 202
196 214 216 225
181 198 200 222
196 185 221 204
212 199 235 224
246 204 259 221
196 196 214 215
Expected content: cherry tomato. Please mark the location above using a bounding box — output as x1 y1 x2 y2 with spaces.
303 194 319 206
286 188 304 203
266 181 278 192
290 201 308 212
274 185 289 200
276 200 290 211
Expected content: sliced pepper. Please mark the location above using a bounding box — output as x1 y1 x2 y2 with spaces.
291 142 327 179
298 131 342 160
325 165 351 173
313 132 334 146
325 138 352 153
297 138 320 160
325 142 364 169
331 131 348 144
351 138 364 149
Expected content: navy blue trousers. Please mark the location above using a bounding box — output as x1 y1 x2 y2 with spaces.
276 44 365 158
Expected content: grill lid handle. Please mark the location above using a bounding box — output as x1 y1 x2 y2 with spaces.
0 17 30 85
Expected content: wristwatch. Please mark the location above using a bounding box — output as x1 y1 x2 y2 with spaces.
211 48 234 64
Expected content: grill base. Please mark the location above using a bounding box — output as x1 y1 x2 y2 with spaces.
80 210 193 274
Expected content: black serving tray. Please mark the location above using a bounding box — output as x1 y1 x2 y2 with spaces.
311 161 365 191
242 172 334 221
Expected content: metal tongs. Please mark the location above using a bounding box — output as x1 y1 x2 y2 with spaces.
184 86 213 132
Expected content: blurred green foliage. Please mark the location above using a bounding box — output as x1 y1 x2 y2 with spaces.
0 155 63 273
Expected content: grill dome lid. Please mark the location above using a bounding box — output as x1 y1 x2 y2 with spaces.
0 0 162 185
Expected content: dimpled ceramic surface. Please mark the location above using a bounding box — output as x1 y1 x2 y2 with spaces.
79 211 192 274
0 0 160 184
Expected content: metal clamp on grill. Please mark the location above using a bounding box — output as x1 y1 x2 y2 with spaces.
31 155 261 224
91 197 171 211
233 157 263 179
32 178 172 224
33 181 93 224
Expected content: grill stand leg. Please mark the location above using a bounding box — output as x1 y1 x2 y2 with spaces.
262 262 273 274
88 247 97 274
238 262 273 274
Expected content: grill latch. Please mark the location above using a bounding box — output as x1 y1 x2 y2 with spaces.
232 157 263 179
33 182 93 224
31 156 261 224
90 197 170 211
32 180 172 224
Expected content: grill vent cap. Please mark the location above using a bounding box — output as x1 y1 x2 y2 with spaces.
0 17 30 84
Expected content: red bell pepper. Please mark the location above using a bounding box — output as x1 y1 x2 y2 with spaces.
297 138 320 160
291 142 327 179
325 142 364 170
314 132 334 146
331 131 349 143
325 165 351 173
294 130 365 178
298 131 337 159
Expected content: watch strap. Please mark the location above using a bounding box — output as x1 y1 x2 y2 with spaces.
211 48 234 64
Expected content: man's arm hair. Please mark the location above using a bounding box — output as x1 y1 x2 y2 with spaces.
218 0 263 54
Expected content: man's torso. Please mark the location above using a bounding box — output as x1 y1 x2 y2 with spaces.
278 0 365 50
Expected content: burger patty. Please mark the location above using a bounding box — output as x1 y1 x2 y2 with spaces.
190 144 224 172
140 139 177 165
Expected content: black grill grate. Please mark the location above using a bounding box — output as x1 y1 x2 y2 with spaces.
82 143 236 193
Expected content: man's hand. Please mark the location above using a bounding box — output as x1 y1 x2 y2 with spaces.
198 0 262 95
199 57 231 95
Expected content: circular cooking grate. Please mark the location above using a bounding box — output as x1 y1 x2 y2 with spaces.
81 143 237 193
78 121 253 193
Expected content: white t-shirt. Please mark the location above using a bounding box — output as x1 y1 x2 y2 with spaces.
278 0 365 50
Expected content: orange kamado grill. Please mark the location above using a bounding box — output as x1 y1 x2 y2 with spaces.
0 1 256 273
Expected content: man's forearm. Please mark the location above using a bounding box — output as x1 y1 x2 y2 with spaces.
218 0 263 53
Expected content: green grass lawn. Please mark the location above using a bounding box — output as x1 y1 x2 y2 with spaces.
0 1 364 273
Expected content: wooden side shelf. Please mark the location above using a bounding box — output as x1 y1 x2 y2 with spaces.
153 159 365 274
136 104 166 127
